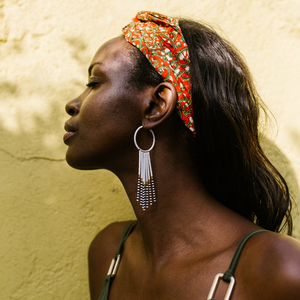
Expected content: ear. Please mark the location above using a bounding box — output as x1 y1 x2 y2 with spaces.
142 82 177 130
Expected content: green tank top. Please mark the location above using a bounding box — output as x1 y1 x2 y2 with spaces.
97 221 266 300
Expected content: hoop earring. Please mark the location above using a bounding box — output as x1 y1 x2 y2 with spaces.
134 126 156 210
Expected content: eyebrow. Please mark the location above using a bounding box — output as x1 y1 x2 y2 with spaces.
88 62 102 76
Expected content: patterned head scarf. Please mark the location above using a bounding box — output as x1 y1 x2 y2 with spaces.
122 11 195 135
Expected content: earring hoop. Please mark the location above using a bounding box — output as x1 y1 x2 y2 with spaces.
134 126 156 210
134 126 155 152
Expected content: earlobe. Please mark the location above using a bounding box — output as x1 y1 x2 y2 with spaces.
142 82 177 129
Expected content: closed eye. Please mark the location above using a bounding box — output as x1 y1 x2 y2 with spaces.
86 81 101 89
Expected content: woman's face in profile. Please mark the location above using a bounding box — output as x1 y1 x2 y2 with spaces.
64 36 143 171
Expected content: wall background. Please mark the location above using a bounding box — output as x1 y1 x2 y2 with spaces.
0 0 299 299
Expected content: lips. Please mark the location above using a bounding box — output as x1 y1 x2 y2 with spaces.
63 122 77 143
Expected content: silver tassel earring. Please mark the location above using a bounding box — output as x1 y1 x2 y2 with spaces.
134 126 156 210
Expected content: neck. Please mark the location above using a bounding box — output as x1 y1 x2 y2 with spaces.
113 132 242 265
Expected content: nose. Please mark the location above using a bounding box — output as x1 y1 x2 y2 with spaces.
65 97 81 116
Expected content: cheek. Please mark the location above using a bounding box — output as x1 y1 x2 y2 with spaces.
80 94 104 126
66 86 143 169
81 96 136 147
82 88 141 133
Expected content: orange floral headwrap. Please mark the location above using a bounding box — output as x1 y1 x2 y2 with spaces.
122 11 195 135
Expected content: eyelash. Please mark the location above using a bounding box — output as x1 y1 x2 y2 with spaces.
86 81 101 89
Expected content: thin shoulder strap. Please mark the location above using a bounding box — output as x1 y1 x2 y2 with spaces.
116 221 138 255
98 221 138 300
222 229 267 282
208 229 267 300
109 220 138 275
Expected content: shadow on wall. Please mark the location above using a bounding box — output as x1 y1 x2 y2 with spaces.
289 129 300 149
0 35 94 160
65 37 90 70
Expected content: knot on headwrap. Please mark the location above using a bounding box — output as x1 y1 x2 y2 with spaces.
122 11 195 135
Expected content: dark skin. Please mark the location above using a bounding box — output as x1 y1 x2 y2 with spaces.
65 36 300 300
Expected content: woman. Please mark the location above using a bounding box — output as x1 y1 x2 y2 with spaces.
64 11 300 300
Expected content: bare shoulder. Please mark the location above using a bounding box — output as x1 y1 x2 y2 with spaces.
88 220 134 260
88 220 134 300
237 231 300 300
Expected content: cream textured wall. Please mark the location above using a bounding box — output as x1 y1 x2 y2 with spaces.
0 0 300 299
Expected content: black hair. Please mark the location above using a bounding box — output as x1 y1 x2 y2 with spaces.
128 47 164 89
127 19 293 234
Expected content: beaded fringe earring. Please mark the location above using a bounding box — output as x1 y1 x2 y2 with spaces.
134 126 156 210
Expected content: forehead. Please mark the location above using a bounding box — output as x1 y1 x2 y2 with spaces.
89 36 133 74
